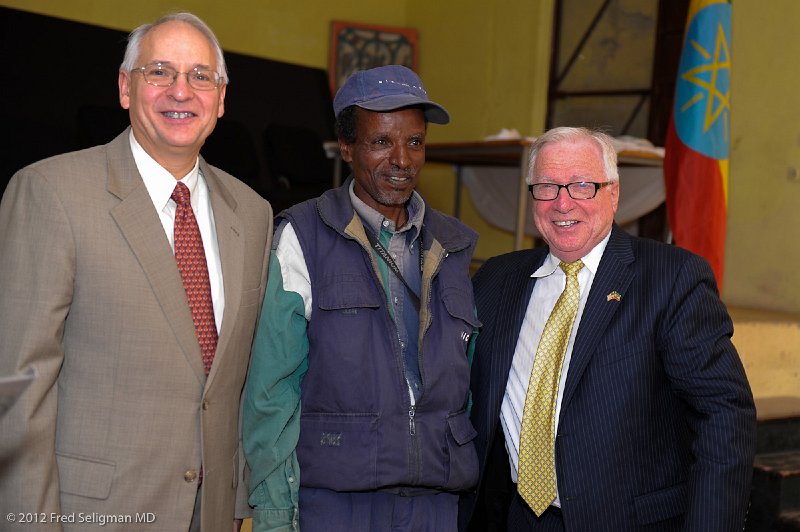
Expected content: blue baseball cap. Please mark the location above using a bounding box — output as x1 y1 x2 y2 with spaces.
333 65 450 124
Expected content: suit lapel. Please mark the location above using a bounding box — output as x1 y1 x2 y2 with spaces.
107 130 206 384
561 227 635 408
201 161 244 386
494 261 540 383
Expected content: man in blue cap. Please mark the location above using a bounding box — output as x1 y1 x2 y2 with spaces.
243 65 481 531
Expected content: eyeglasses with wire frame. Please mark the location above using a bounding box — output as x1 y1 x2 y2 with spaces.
131 63 223 91
528 181 613 201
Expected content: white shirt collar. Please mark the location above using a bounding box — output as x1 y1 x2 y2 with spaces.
531 230 612 279
129 130 201 210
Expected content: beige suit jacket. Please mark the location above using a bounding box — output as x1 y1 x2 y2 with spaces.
0 129 272 531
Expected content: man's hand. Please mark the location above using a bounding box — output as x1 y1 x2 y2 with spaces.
233 518 243 532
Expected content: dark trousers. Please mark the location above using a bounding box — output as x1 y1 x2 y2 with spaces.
300 487 459 532
507 492 565 532
189 485 201 532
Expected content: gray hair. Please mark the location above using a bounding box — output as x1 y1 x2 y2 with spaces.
120 12 228 84
527 127 618 184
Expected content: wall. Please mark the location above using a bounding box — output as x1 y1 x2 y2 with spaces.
407 0 554 259
1 1 797 309
0 0 552 262
0 0 407 69
727 0 800 314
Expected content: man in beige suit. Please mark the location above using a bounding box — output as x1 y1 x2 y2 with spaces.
0 12 271 531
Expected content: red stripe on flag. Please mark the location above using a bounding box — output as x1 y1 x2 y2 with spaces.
664 121 726 287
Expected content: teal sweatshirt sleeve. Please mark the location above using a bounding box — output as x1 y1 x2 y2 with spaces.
243 247 309 531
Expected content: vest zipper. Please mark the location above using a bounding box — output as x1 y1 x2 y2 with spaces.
408 402 421 484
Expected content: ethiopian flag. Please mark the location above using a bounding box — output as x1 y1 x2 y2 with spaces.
664 0 730 289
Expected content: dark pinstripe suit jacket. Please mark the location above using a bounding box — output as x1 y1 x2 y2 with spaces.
460 226 756 531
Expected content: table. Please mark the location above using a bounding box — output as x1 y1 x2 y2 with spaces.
425 139 663 250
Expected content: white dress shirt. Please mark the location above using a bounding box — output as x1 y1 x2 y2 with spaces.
129 131 224 332
500 232 611 507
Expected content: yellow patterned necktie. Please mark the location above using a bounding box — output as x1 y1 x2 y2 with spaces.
517 259 584 516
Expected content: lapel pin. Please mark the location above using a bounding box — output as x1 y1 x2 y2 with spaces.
606 291 622 302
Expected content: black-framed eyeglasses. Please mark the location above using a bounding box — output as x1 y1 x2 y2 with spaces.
132 63 223 91
528 181 612 201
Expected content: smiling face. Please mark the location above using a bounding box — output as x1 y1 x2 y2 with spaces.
339 107 427 225
531 137 619 263
118 20 226 177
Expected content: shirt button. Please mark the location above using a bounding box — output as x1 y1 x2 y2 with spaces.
382 220 390 227
202 400 209 411
184 470 198 483
393 297 399 304
288 476 295 483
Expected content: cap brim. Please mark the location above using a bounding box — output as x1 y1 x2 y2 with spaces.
356 94 450 125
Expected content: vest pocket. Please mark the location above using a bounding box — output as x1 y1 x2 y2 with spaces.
297 412 379 491
442 288 482 329
317 273 382 311
444 410 479 489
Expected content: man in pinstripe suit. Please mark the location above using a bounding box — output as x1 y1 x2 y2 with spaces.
459 127 756 531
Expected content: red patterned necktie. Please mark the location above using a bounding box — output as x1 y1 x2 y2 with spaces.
171 182 218 375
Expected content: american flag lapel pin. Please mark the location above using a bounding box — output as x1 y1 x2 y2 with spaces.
606 291 622 302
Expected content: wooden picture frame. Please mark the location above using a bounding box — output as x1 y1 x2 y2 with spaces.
329 20 418 95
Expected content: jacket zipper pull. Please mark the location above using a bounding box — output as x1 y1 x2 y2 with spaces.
408 405 416 436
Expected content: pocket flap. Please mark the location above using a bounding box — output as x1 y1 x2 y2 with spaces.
317 274 382 311
56 452 115 500
447 411 478 446
442 289 482 328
